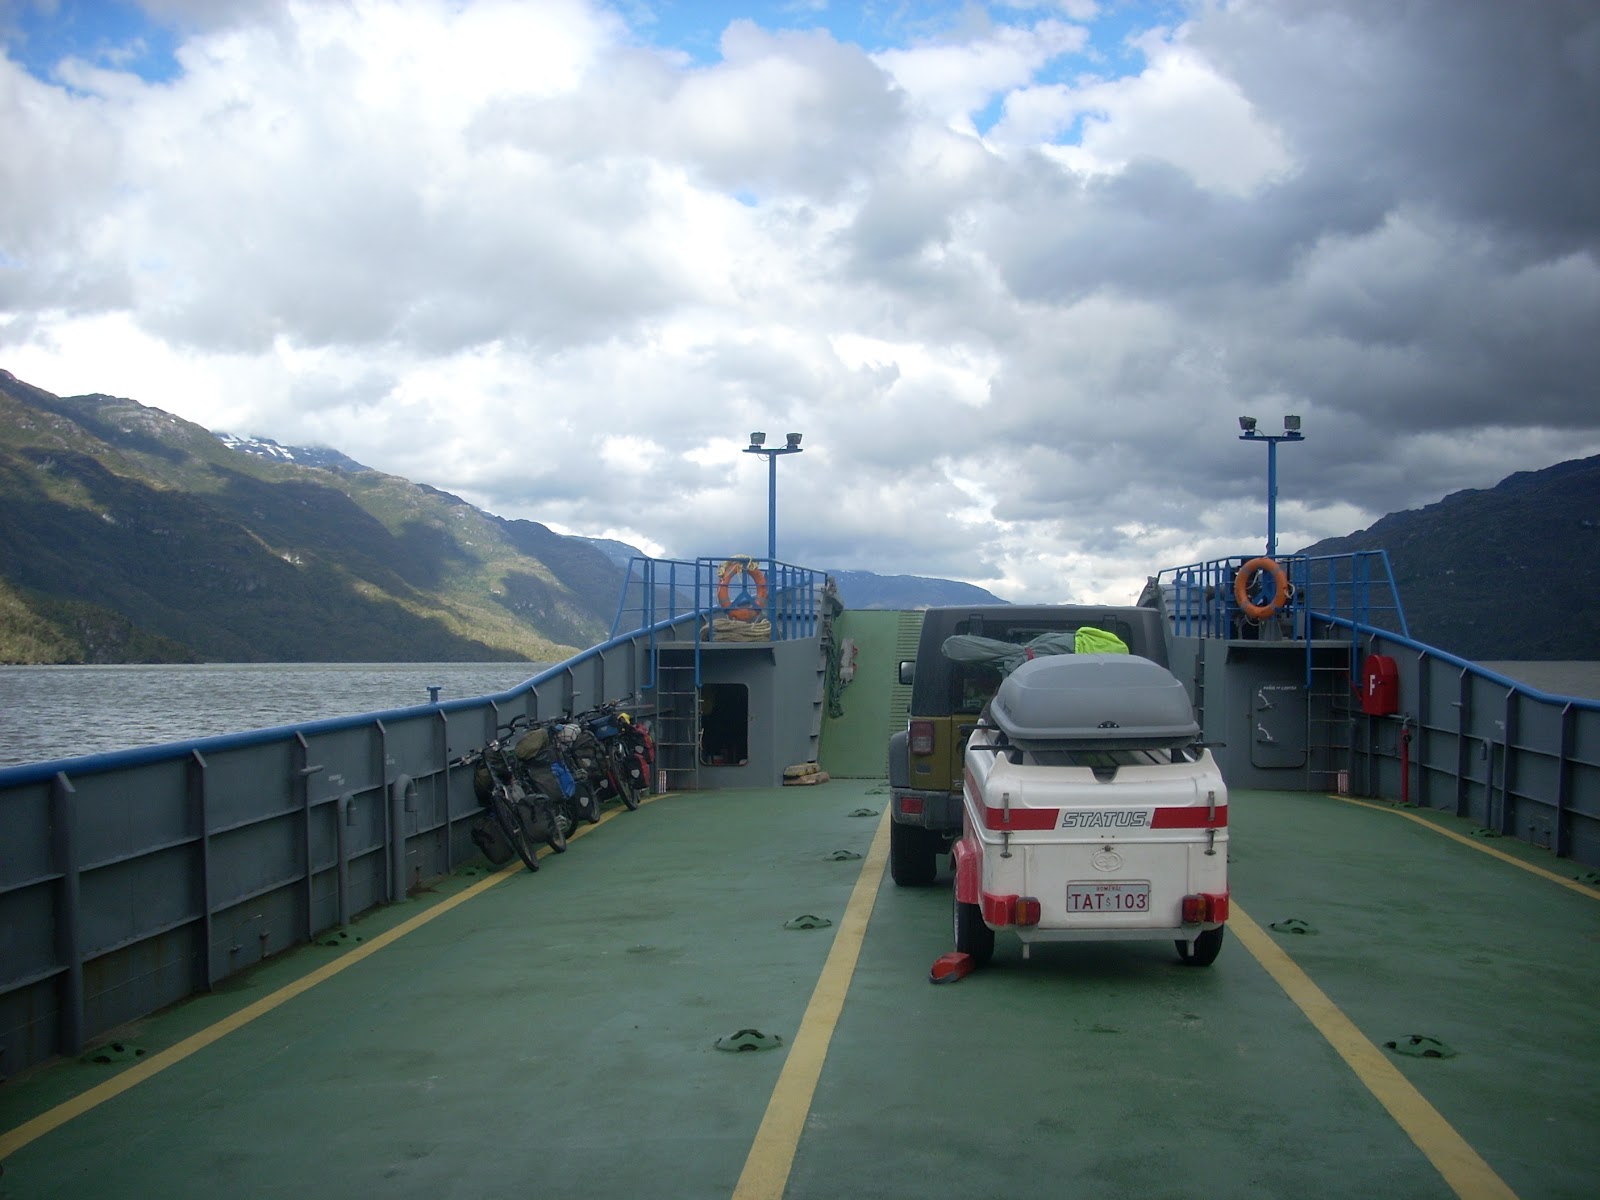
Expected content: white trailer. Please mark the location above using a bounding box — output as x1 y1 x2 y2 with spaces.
951 654 1229 967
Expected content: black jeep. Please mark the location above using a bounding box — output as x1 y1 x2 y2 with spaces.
887 604 1170 886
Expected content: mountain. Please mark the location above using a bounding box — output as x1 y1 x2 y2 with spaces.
0 371 622 663
826 569 1004 609
215 433 370 474
1298 455 1600 660
573 539 1007 609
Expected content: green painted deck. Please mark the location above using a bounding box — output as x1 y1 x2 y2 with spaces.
2 783 1596 1199
2 608 1597 1198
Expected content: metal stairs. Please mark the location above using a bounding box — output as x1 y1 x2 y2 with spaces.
1305 643 1357 793
650 643 701 792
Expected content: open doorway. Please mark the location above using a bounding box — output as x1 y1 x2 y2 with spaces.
700 684 749 766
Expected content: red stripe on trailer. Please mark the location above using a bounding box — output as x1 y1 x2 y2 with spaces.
981 806 1060 831
1151 806 1229 829
968 764 1064 829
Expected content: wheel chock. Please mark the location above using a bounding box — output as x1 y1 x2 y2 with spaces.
929 952 975 984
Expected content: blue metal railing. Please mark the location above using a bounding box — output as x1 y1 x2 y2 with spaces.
1156 551 1407 644
608 555 830 688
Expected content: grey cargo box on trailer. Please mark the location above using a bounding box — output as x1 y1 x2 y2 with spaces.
988 655 1200 749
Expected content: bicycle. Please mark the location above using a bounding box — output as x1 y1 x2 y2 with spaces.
456 717 569 870
572 698 652 811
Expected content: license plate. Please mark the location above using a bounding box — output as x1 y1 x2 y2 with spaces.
1067 882 1151 913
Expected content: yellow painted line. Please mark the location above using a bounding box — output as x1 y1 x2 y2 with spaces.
733 808 892 1200
1330 795 1600 900
1231 903 1518 1200
0 796 656 1160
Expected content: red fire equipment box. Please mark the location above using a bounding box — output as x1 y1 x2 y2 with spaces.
1360 654 1400 716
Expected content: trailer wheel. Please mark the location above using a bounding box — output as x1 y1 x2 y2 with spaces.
1176 926 1225 966
953 891 994 965
890 821 940 887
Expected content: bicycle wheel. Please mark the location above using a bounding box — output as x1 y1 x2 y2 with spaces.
532 793 568 853
490 789 540 872
611 752 641 810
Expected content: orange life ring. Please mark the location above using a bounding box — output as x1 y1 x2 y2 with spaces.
1234 556 1289 620
717 556 768 621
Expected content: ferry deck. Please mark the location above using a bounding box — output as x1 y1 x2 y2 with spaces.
2 609 1597 1200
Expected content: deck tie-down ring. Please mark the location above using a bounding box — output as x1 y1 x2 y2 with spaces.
1384 1035 1457 1059
85 1041 147 1064
784 914 833 930
1269 918 1318 935
715 1029 784 1052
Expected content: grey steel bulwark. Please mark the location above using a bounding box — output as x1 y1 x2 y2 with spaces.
0 627 650 1079
1149 553 1600 871
1 559 834 1080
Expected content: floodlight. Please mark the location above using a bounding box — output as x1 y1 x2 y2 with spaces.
1239 416 1257 433
748 432 765 448
786 433 803 449
1284 415 1301 432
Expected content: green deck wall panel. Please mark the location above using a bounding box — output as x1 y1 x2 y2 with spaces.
819 610 916 779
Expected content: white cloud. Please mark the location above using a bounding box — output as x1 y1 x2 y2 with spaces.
1014 30 1293 194
874 17 1089 133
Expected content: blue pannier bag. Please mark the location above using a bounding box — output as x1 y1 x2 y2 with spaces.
550 760 577 798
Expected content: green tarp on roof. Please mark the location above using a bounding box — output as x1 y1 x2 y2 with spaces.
941 627 1127 675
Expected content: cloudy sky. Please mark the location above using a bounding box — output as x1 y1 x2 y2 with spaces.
2 0 1597 603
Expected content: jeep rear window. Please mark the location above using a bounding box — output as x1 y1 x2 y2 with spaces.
946 621 1137 715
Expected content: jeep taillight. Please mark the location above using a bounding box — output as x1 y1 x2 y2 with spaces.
909 720 935 755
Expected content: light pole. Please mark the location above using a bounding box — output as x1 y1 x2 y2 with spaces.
742 431 803 564
1237 415 1303 559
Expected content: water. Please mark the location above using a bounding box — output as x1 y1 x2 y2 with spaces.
0 662 550 769
1477 662 1600 701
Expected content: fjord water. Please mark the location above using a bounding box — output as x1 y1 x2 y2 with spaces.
0 662 549 768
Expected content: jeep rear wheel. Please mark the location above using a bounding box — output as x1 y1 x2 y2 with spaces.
889 820 940 887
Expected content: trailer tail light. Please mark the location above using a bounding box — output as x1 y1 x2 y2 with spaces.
981 894 1040 927
1182 892 1230 923
909 721 935 755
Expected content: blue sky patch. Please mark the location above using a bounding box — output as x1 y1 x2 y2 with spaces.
3 0 182 84
4 1 1172 93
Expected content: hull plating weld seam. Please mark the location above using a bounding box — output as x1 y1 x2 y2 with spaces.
1230 903 1518 1200
1329 794 1600 900
0 798 655 1160
732 809 891 1200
